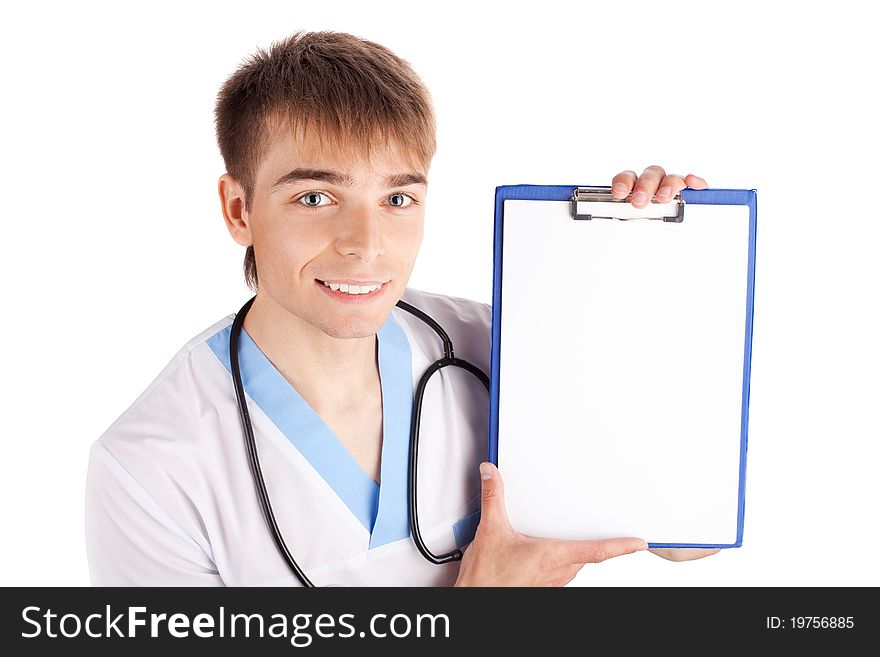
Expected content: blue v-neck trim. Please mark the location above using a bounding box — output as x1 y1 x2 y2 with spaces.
369 314 413 548
206 312 413 549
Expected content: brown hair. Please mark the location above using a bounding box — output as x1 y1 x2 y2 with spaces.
214 31 437 291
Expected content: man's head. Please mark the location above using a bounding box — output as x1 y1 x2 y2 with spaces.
214 31 435 338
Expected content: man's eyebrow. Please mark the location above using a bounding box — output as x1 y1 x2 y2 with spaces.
271 168 427 190
272 168 355 190
384 173 428 188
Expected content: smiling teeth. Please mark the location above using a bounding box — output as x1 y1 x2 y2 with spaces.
322 281 382 294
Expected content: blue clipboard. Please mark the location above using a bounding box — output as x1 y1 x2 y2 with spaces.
487 185 757 548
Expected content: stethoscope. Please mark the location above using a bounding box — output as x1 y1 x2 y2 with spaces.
229 295 490 587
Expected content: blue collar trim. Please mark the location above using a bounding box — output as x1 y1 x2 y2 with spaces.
207 312 413 549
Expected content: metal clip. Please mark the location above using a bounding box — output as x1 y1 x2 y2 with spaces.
570 187 685 223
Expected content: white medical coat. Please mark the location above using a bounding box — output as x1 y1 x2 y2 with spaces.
85 288 491 586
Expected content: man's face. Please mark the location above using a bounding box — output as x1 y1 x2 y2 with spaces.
243 128 427 339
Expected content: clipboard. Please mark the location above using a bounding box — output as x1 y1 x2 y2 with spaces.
488 185 757 548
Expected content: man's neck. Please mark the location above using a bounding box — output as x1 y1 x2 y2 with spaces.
241 292 380 413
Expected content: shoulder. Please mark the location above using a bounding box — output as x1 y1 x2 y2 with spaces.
86 314 239 580
398 287 491 327
392 287 492 370
95 313 236 460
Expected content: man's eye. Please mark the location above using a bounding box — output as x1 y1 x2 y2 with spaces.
388 193 413 208
298 192 332 207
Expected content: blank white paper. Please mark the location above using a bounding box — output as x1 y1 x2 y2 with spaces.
497 199 751 545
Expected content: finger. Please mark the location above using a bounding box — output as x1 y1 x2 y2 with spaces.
477 462 512 531
684 174 708 190
655 173 689 203
611 170 637 200
563 537 649 565
649 547 721 562
631 165 666 208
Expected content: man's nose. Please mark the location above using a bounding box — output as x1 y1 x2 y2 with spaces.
335 206 384 262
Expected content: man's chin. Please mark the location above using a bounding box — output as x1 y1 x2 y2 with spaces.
319 315 386 340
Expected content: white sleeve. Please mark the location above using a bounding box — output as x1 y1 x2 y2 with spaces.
85 442 223 586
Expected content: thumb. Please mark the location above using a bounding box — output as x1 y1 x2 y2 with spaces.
478 462 511 530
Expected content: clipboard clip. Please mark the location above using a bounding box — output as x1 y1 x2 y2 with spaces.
570 187 685 223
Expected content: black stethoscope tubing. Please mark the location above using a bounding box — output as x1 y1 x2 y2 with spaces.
229 295 489 587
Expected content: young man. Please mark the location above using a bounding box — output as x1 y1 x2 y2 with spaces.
85 31 715 586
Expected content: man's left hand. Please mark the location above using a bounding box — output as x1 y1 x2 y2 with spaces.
611 165 708 207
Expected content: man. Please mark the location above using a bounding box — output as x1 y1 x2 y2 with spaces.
85 31 715 586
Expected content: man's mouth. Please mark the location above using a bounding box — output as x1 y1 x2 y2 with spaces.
317 279 386 296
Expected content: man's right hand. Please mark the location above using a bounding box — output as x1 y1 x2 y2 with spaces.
454 462 648 587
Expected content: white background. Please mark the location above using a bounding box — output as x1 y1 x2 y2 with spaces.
1 0 877 586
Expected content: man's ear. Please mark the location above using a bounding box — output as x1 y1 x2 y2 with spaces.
218 173 253 247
